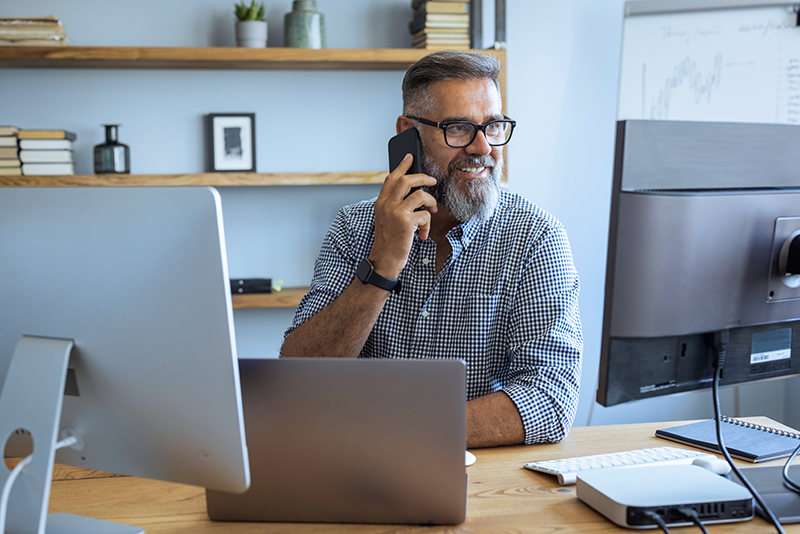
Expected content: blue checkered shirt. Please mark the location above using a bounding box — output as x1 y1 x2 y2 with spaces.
284 190 582 444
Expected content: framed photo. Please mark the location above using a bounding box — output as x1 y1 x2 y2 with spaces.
207 113 256 172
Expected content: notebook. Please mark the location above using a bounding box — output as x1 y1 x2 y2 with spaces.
655 416 800 463
206 358 468 525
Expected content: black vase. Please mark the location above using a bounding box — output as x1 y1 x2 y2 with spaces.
94 124 130 174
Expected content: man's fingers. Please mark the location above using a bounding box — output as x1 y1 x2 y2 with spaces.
389 153 414 177
415 210 433 241
377 154 412 204
383 155 436 201
405 188 438 214
371 153 438 273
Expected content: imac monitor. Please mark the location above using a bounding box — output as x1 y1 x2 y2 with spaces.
0 187 249 533
598 120 800 407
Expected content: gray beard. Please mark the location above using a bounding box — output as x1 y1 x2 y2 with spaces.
422 152 502 223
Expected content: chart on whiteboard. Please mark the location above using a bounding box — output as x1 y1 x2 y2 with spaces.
618 6 800 124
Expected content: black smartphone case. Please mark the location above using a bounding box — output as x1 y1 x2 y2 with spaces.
388 128 422 174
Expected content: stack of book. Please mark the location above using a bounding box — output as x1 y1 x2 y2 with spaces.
409 0 470 50
19 129 76 175
0 126 20 176
0 15 69 46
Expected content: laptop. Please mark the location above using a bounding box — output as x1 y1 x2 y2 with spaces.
206 358 468 525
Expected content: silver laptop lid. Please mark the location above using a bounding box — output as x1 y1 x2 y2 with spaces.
207 358 467 525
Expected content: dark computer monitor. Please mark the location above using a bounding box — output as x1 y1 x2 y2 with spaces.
0 187 249 534
597 120 800 407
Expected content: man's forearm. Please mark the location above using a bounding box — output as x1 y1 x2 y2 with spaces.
281 279 391 359
466 391 526 448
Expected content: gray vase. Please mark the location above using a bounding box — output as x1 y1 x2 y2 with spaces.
284 0 325 49
236 20 267 48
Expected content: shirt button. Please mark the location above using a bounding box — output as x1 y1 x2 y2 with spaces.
422 258 430 265
421 311 429 318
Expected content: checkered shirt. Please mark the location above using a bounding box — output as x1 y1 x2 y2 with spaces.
284 190 582 444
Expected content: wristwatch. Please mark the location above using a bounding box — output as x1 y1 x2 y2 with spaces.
356 258 402 294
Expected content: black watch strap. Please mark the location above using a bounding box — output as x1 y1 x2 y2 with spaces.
356 258 402 294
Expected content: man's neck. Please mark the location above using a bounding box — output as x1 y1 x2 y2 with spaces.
429 206 460 245
427 207 458 275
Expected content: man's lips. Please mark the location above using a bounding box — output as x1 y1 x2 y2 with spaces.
457 165 489 178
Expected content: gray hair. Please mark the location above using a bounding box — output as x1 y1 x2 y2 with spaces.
402 50 502 116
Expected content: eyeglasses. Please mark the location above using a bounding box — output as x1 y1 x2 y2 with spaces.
406 115 516 148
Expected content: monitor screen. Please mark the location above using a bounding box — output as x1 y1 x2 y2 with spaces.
0 187 250 530
597 120 800 407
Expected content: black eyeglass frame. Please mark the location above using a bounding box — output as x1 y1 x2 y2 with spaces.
405 115 516 148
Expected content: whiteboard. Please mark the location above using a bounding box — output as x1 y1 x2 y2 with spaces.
618 2 800 123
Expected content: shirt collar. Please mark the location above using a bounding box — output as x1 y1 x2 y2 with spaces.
448 216 481 249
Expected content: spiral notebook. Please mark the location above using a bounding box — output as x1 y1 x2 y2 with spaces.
655 416 800 463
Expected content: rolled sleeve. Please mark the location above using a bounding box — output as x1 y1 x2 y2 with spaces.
503 223 583 444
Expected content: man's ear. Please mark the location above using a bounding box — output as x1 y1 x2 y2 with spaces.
396 116 414 135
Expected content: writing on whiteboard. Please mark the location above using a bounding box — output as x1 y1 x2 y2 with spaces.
618 5 800 125
659 25 721 44
644 52 723 119
738 19 796 36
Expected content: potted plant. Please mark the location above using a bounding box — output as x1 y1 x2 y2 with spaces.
234 0 267 48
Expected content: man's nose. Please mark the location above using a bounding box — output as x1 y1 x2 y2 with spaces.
465 129 492 156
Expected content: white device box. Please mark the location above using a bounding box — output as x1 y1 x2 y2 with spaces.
576 465 753 529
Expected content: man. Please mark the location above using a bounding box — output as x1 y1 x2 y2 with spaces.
281 50 582 448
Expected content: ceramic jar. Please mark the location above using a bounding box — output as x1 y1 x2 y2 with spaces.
284 0 325 49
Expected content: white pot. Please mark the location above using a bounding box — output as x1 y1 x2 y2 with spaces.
236 20 267 48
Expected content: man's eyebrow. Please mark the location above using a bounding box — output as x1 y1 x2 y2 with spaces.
440 114 505 123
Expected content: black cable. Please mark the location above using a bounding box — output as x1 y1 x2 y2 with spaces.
643 510 671 534
711 362 786 534
676 507 710 534
783 442 800 494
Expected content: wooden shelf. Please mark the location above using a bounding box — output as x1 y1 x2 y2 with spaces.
231 286 307 309
0 171 387 187
0 46 505 71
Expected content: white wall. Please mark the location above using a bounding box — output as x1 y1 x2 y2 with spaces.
505 0 625 426
2 0 795 428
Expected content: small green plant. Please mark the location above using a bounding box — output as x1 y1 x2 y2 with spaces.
234 0 266 21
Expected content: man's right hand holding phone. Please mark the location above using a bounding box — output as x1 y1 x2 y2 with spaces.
370 153 437 280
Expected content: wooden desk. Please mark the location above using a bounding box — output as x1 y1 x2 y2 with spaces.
47 418 799 533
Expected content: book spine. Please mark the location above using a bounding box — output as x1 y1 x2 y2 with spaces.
18 130 78 141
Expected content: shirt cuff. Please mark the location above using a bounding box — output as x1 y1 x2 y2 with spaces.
502 383 571 445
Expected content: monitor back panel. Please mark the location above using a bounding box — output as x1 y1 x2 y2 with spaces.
0 186 249 492
206 358 467 525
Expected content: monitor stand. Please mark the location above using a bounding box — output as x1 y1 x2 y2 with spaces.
0 335 143 534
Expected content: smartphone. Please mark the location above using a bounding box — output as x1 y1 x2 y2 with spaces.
388 128 424 204
388 127 422 175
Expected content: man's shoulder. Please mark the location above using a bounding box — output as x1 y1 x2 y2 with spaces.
338 198 376 221
493 190 563 232
331 198 377 232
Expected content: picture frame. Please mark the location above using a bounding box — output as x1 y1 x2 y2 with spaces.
206 113 256 172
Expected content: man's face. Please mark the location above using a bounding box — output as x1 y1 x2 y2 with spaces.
417 78 504 222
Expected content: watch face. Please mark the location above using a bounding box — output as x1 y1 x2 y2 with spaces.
355 258 398 293
356 258 373 282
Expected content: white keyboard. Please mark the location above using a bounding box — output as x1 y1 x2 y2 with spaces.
523 446 714 485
